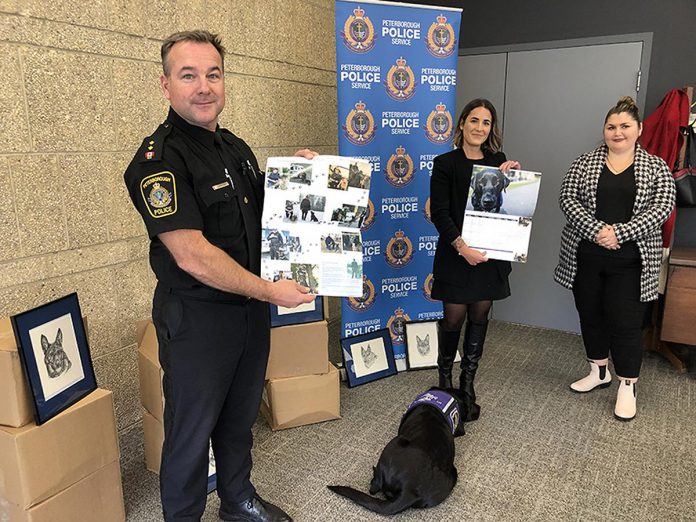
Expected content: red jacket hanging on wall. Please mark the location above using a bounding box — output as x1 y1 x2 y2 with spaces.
639 88 689 246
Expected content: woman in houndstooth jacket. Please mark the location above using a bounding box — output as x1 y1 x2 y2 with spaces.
554 96 675 421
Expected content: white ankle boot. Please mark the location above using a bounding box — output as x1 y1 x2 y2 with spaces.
614 380 637 421
570 360 612 393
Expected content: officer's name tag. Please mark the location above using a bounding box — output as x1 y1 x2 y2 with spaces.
212 181 230 191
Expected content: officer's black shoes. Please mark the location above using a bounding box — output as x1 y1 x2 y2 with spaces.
219 494 293 522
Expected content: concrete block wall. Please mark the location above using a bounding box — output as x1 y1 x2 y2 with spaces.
0 0 338 433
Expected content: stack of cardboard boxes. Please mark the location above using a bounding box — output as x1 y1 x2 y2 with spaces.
0 317 125 522
261 301 340 430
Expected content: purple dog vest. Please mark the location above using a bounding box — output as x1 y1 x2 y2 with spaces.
402 390 460 435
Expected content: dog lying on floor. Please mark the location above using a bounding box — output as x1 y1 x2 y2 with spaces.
327 387 467 515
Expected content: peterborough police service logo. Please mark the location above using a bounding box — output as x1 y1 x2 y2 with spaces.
385 146 415 187
387 307 411 345
385 230 414 268
140 171 177 219
385 57 416 101
347 275 377 312
425 14 456 57
361 198 376 231
425 103 453 144
424 197 432 224
343 101 376 145
422 273 437 302
342 6 376 53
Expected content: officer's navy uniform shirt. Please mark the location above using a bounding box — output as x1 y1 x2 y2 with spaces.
124 108 264 300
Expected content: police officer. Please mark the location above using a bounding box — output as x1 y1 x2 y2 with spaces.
124 30 315 522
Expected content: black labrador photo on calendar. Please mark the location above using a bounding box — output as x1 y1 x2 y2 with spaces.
470 167 510 213
328 387 467 515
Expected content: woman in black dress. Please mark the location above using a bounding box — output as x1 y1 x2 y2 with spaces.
430 98 520 420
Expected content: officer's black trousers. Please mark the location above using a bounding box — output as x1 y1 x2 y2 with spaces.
153 285 270 521
572 253 648 378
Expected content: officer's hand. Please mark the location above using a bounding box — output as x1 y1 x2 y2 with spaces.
268 279 316 308
294 148 318 160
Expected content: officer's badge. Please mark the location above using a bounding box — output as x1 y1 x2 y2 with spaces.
361 199 375 231
347 275 376 312
342 6 376 53
425 103 453 144
425 14 456 58
385 146 415 187
423 197 432 224
385 230 413 268
385 57 416 101
140 171 177 218
422 273 437 302
387 307 411 345
343 101 376 145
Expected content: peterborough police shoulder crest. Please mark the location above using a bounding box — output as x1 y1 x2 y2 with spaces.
140 171 177 219
385 57 416 101
425 103 453 144
425 14 456 58
347 275 377 312
342 6 376 53
343 101 376 145
385 230 414 268
385 146 415 187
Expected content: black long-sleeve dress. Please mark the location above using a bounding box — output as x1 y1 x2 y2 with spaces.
430 148 512 303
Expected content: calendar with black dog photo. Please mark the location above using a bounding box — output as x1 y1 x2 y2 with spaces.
461 165 542 263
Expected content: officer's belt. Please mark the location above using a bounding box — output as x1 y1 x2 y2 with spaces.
164 285 251 304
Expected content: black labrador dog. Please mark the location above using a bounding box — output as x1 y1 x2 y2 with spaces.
471 168 510 213
328 387 467 515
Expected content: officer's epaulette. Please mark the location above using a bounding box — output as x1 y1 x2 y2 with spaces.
137 121 173 164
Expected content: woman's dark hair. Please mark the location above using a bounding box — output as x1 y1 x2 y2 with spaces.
604 96 641 125
453 98 502 153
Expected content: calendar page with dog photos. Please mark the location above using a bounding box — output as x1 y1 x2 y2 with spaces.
260 155 371 297
461 165 542 263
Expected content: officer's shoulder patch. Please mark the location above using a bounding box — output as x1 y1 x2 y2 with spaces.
139 171 177 219
137 122 173 164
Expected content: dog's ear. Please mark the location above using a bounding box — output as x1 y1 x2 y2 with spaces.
55 328 62 344
500 171 510 190
41 334 49 353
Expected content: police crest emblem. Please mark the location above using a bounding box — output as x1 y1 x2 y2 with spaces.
347 275 377 312
361 198 376 231
343 101 376 145
425 14 456 57
140 171 177 219
385 230 414 268
385 57 416 101
425 103 453 144
385 146 415 187
422 273 437 302
423 196 432 224
342 6 376 53
387 307 411 345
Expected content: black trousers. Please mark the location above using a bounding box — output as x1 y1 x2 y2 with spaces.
572 253 648 378
152 284 270 521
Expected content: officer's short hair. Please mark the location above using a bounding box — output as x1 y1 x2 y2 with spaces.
161 30 226 76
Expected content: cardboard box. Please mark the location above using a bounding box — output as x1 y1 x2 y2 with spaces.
5 460 125 522
0 388 119 510
261 363 340 430
137 320 165 422
0 316 89 428
267 321 329 380
142 409 164 474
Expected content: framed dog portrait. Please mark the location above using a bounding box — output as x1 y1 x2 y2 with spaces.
11 293 97 425
269 295 324 327
405 320 461 370
340 329 397 388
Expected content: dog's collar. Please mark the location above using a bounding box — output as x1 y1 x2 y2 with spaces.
402 390 460 435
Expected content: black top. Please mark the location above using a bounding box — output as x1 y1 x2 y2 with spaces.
430 148 512 288
579 164 640 259
124 108 264 300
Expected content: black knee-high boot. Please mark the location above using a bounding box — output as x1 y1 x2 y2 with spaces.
459 320 488 421
437 321 461 389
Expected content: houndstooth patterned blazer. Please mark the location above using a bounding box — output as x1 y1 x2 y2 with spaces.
554 144 676 302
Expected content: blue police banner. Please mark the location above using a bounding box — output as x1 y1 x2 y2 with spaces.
336 0 462 368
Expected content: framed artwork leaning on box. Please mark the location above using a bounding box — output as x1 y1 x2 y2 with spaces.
11 293 97 424
340 328 396 387
269 295 324 327
405 320 461 370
